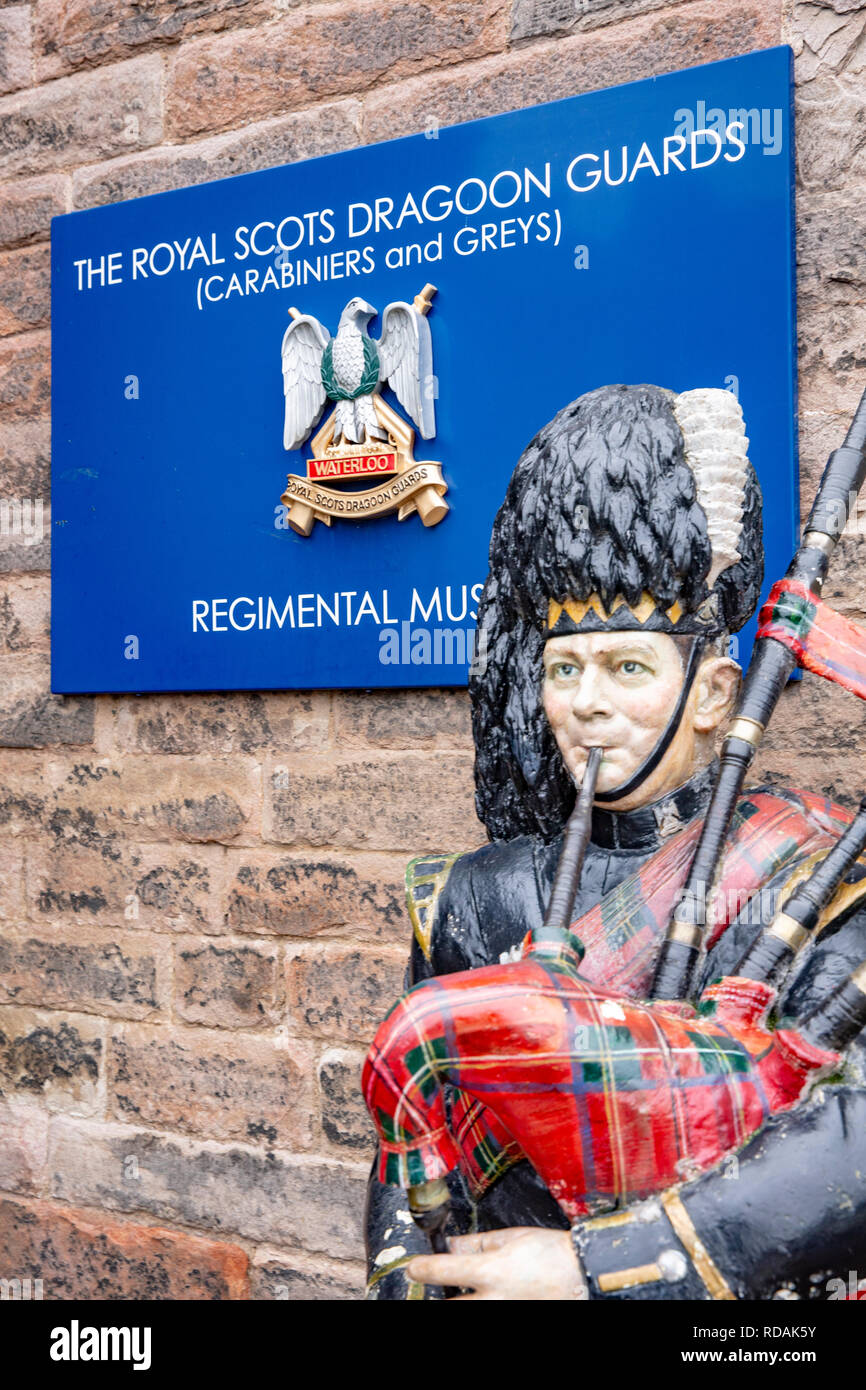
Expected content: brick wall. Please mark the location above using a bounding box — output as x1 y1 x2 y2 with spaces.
0 0 864 1299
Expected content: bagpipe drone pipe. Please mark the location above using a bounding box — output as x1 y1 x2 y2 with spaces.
362 385 866 1244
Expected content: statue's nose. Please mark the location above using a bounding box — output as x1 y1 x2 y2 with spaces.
570 665 612 720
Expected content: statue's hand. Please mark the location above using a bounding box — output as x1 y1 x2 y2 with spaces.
406 1226 588 1301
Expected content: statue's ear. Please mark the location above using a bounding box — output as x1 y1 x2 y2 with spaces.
692 657 741 733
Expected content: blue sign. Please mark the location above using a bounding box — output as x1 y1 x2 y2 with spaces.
51 45 797 693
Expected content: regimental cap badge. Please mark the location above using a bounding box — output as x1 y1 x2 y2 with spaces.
279 284 448 536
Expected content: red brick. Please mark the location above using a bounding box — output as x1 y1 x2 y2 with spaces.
0 1097 48 1193
0 330 49 420
34 0 270 80
333 688 472 749
361 0 780 141
286 943 405 1042
0 926 169 1020
166 0 510 139
0 173 67 248
0 1006 104 1115
173 937 282 1029
0 576 50 652
0 243 49 336
263 750 484 852
114 689 329 755
0 1196 250 1299
224 850 406 941
109 1022 313 1146
0 55 163 177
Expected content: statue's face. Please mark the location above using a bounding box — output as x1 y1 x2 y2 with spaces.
542 630 720 809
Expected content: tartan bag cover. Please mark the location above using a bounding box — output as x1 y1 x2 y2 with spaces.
362 951 839 1222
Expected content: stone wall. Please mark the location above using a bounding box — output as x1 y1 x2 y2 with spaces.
0 0 864 1299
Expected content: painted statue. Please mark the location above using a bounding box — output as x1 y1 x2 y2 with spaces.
364 383 866 1301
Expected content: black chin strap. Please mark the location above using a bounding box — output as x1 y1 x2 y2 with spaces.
592 636 707 805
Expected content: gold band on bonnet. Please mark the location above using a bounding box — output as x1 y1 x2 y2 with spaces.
546 592 685 632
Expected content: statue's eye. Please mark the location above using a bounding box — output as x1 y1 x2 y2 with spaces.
618 659 647 676
550 662 578 679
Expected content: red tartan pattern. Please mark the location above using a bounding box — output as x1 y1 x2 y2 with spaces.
757 577 866 701
577 788 851 991
371 788 855 1201
362 960 839 1221
449 789 851 1196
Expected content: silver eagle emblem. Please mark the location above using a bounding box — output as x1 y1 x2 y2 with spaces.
281 292 435 451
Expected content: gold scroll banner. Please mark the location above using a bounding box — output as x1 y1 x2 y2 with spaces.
281 462 449 536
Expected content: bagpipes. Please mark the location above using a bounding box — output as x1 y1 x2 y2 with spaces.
362 386 866 1251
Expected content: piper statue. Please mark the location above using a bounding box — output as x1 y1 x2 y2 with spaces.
363 383 866 1301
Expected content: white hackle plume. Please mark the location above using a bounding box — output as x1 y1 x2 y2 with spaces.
672 388 750 588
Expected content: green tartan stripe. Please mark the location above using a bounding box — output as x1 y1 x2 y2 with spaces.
405 1035 447 1101
378 1107 416 1145
579 1022 644 1087
383 1150 403 1184
764 834 802 880
405 1149 429 1186
685 1029 751 1075
471 1129 506 1172
771 591 816 633
382 1145 435 1186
